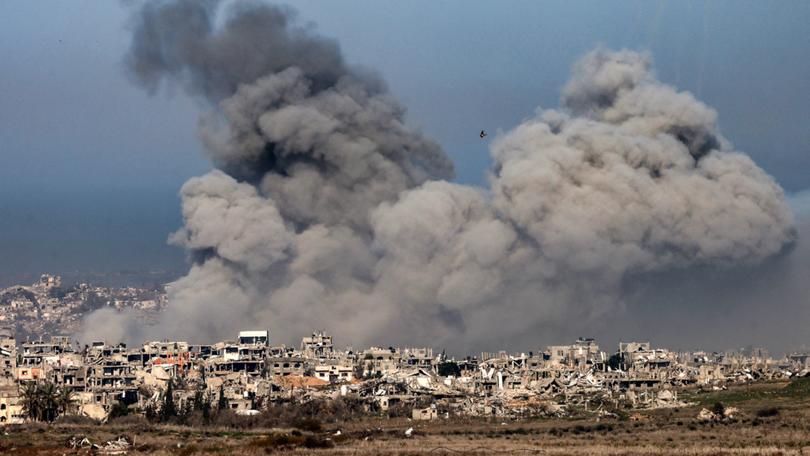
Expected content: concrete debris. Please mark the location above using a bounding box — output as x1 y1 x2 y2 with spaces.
69 436 96 450
68 435 130 454
723 407 740 419
100 436 131 455
696 406 740 423
697 408 717 422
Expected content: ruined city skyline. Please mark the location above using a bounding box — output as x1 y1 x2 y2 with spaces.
2 1 809 356
3 316 809 427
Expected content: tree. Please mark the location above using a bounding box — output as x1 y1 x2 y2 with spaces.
353 362 365 380
144 403 158 422
21 381 60 422
192 390 205 411
56 387 75 416
712 402 726 417
21 382 41 422
201 392 212 424
108 400 130 419
39 382 58 422
177 400 193 425
217 384 229 411
160 380 177 422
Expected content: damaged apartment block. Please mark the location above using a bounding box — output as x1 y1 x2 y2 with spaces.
1 326 809 425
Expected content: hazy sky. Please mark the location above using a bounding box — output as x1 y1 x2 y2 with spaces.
1 0 808 285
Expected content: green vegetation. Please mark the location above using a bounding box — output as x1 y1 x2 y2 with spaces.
108 400 131 419
20 381 73 422
781 376 810 397
756 406 780 417
217 384 228 411
160 380 177 422
249 432 334 450
684 377 810 408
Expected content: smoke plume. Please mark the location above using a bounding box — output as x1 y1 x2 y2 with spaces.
80 1 797 352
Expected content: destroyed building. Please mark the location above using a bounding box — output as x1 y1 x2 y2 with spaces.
1 328 806 424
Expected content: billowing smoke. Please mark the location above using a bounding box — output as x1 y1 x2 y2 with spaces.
80 1 797 352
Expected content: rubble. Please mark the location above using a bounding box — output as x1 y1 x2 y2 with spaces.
69 435 131 454
1 323 807 425
696 408 717 422
723 407 740 419
696 405 740 422
100 436 131 455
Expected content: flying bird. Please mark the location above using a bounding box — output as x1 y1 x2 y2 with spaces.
480 130 487 139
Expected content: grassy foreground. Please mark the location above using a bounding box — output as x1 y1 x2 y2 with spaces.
2 379 810 455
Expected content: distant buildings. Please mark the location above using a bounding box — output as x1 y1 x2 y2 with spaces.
0 325 806 424
0 274 167 342
1 275 808 424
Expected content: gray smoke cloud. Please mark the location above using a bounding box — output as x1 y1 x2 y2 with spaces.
609 191 810 353
80 2 799 353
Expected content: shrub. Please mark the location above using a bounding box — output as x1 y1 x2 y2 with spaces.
176 444 198 456
210 409 261 429
107 414 150 429
250 432 333 450
108 401 131 420
293 417 322 432
303 435 334 449
756 407 779 417
782 377 810 397
54 414 98 426
387 401 414 418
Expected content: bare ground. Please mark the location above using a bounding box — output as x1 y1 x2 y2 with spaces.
3 380 810 455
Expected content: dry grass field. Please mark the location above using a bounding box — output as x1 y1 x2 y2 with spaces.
3 379 810 455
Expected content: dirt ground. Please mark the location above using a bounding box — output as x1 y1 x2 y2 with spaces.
3 380 810 455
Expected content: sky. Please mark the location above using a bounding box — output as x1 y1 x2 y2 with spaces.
1 1 809 351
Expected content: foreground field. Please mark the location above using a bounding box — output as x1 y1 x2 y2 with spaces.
3 379 810 455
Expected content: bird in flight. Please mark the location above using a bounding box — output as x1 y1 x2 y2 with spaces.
480 130 487 139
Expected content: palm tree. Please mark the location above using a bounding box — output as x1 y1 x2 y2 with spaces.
38 381 59 422
56 387 75 416
20 381 60 422
21 382 41 422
